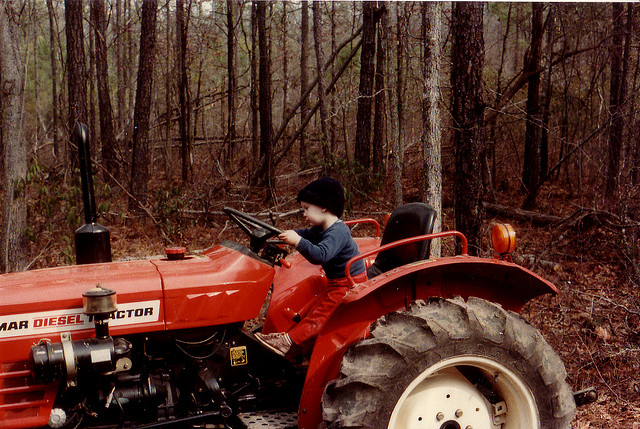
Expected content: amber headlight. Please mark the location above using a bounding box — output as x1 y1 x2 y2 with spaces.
491 223 516 255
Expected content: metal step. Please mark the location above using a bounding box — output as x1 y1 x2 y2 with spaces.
237 411 298 429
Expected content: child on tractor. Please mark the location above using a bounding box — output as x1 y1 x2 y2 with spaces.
254 177 367 358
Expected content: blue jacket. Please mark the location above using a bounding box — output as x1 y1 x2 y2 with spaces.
295 221 366 279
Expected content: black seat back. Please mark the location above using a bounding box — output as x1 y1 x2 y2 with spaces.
366 202 437 278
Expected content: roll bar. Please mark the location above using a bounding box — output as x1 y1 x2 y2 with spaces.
345 231 468 286
343 218 381 238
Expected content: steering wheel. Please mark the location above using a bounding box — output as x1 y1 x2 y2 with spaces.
223 207 284 252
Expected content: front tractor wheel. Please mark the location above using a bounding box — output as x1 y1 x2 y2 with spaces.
322 297 576 429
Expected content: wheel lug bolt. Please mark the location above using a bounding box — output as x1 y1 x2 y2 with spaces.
436 412 444 421
455 409 463 418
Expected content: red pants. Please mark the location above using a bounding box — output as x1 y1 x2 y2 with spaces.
288 271 368 353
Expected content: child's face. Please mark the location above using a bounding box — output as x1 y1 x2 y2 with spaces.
300 201 326 226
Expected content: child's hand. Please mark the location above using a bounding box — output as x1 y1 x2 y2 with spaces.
278 230 301 246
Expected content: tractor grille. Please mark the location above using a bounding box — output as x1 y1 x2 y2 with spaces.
237 411 298 429
0 361 56 429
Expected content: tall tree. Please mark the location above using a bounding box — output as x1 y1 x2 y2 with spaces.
421 1 442 257
539 5 555 180
388 2 404 206
46 0 60 159
329 1 337 152
354 1 376 170
90 0 118 181
395 4 406 205
299 0 310 168
129 0 158 211
115 0 126 129
387 3 400 205
250 1 259 170
126 0 134 115
65 0 88 156
312 0 329 157
226 0 237 162
164 0 172 171
256 0 274 198
606 3 627 202
632 12 640 187
31 2 40 149
89 17 96 152
451 2 485 255
372 4 387 178
177 0 192 183
0 1 27 272
522 3 544 197
280 2 288 124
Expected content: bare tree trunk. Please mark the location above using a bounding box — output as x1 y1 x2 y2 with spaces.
396 4 406 206
65 0 88 163
354 1 376 170
281 2 288 125
191 3 202 154
451 2 485 255
257 0 274 198
250 1 259 171
330 1 337 152
164 0 172 172
89 19 96 155
421 1 442 258
116 0 125 130
312 0 329 157
46 0 60 160
126 0 134 122
387 3 401 206
227 0 237 163
522 3 544 199
0 1 27 272
129 0 158 212
91 0 118 182
299 0 310 168
372 4 387 179
177 0 192 183
540 5 555 181
392 3 405 206
634 11 640 188
31 1 39 154
606 3 627 204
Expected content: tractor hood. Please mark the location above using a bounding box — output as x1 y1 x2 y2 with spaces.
0 241 274 363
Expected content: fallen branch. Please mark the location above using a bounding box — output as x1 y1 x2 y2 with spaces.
484 202 564 226
580 291 640 316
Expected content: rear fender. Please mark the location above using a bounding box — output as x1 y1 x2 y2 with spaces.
298 256 559 428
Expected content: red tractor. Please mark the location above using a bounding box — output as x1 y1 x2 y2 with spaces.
0 204 594 429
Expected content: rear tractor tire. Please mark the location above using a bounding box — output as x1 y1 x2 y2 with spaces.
322 297 576 429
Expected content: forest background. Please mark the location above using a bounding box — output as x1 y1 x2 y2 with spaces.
0 1 639 426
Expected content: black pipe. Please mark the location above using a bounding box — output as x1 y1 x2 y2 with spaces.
74 123 112 264
77 123 97 224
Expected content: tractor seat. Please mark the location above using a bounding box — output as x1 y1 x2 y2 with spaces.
366 202 437 278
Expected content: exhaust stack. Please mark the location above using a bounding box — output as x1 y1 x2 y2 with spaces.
74 123 111 264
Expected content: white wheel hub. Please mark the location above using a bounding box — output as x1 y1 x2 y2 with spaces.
388 356 539 429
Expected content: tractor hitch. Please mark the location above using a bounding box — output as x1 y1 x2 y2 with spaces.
573 387 598 407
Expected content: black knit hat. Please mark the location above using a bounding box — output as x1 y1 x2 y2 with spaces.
297 177 345 218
